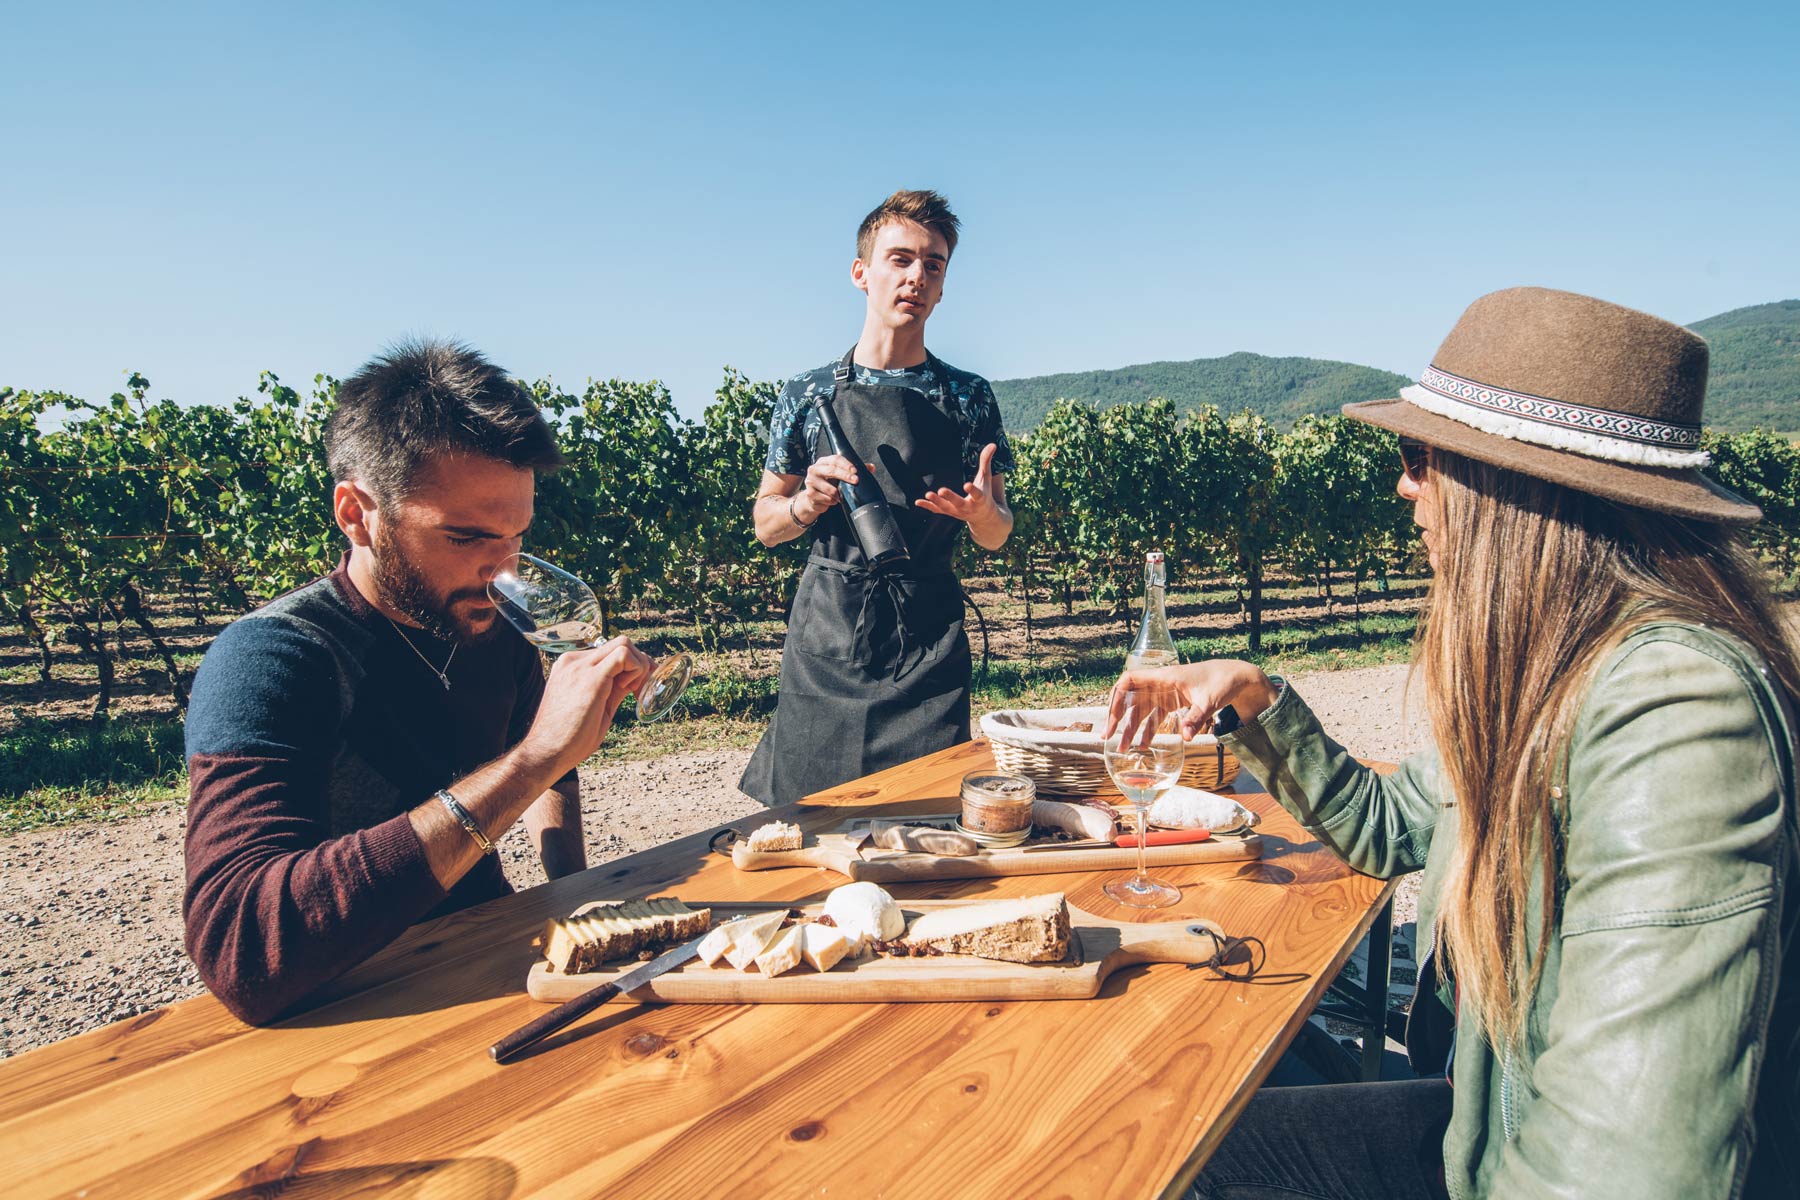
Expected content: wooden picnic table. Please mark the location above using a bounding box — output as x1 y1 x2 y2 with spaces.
0 740 1397 1199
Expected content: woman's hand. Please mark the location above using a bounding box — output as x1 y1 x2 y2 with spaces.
1105 659 1280 745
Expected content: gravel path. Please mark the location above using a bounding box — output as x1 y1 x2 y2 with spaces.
0 664 1427 1058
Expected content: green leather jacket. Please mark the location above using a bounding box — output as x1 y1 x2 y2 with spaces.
1223 623 1798 1199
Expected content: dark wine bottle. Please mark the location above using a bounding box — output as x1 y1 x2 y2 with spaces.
813 394 911 572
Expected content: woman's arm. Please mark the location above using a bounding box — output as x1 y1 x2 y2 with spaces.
1112 660 1446 878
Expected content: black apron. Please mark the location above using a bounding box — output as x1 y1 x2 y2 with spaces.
739 349 973 806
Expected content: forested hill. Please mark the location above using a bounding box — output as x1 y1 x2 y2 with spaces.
1688 301 1800 433
992 300 1799 434
990 352 1414 432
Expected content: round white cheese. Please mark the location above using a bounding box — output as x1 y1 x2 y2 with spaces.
821 882 903 950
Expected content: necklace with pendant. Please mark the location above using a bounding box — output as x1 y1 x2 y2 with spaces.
385 614 457 690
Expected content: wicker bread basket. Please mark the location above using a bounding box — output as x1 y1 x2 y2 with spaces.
978 705 1240 799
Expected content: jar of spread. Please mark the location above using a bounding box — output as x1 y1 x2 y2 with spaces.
960 772 1036 835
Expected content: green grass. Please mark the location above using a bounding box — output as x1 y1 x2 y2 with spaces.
0 716 188 834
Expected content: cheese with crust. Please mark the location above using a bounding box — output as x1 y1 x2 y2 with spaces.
903 894 1071 964
541 898 711 974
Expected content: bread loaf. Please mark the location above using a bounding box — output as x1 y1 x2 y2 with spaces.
542 898 711 974
1031 798 1116 841
746 821 802 852
868 820 979 856
902 894 1071 964
1147 786 1249 831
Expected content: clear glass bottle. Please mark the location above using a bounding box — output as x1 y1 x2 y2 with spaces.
1126 551 1179 669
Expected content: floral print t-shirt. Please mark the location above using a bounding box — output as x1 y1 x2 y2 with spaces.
763 356 1016 481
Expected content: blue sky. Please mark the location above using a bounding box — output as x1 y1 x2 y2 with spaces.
4 1 1796 419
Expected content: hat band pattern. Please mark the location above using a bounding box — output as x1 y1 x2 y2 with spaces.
1404 365 1709 469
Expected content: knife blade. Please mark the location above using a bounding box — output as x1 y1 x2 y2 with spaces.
490 923 731 1064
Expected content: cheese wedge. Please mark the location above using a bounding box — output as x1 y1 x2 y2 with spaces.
903 894 1071 964
799 922 851 973
754 924 805 977
542 898 711 974
722 910 790 971
695 924 736 967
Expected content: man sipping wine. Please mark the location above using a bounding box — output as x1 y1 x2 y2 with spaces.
740 189 1016 806
182 339 653 1024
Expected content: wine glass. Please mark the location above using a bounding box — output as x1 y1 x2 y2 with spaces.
487 553 693 722
1102 690 1184 908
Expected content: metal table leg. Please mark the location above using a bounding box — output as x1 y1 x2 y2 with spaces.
1358 899 1394 1081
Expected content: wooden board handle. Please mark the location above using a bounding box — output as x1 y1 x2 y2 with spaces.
1102 917 1229 969
730 841 854 874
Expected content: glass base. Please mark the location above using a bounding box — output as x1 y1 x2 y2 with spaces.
635 653 693 722
1104 875 1182 908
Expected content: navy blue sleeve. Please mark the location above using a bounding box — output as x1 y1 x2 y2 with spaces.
184 616 339 760
963 377 1016 477
762 375 814 475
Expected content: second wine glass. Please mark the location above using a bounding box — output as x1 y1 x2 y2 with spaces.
487 553 693 722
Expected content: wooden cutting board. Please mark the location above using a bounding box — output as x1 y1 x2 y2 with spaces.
525 899 1227 1004
729 828 1261 882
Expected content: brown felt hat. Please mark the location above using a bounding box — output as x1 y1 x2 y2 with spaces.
1344 287 1760 524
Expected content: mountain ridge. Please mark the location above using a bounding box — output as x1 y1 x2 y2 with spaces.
991 300 1799 434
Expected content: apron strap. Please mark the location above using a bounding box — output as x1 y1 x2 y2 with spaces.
806 554 951 680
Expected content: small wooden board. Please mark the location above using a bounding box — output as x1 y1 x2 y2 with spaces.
526 899 1227 1005
729 826 1261 882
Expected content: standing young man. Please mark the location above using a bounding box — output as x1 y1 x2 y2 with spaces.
740 190 1015 806
183 339 652 1024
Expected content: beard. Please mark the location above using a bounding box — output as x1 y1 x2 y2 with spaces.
371 521 497 644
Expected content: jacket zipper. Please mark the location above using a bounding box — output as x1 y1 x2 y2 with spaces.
1500 1050 1517 1142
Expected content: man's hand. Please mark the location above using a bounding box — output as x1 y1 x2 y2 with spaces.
798 454 866 522
916 443 1013 550
519 636 654 778
916 441 1000 523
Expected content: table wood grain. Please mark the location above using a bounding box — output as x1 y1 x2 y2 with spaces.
0 740 1397 1200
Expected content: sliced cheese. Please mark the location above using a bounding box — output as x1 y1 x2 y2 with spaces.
754 924 805 977
799 922 851 973
722 910 790 971
903 894 1072 964
695 924 736 967
541 898 711 974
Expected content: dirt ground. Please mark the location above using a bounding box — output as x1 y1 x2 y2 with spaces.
0 661 1428 1058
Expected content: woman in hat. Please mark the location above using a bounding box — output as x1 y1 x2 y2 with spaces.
1116 288 1797 1199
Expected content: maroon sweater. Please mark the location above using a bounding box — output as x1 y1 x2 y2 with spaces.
183 560 565 1024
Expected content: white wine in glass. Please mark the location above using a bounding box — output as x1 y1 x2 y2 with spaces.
487 553 693 722
1102 692 1184 908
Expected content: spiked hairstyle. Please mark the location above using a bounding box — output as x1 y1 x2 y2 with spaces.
324 338 562 501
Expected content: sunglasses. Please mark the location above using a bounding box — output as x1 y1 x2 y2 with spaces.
1399 437 1430 485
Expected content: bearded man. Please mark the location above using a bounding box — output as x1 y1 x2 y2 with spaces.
182 339 650 1025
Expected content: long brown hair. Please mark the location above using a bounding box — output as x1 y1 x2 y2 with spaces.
1418 448 1800 1049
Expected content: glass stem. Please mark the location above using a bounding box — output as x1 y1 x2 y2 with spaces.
1134 806 1150 889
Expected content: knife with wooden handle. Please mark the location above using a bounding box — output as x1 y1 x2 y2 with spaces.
491 924 737 1063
